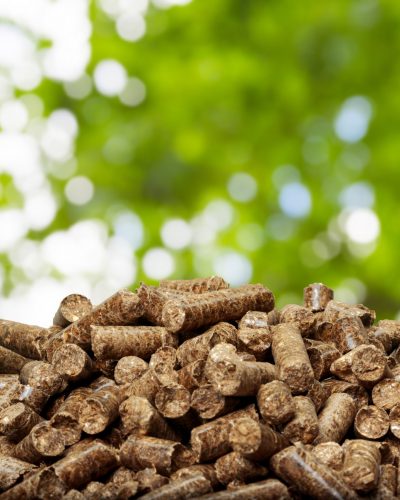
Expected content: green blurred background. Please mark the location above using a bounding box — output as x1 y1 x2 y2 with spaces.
0 0 398 325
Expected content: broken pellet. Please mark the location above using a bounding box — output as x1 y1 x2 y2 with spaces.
228 417 288 461
91 325 177 361
0 467 66 500
303 282 334 311
114 356 149 385
321 378 369 410
354 405 390 440
342 439 381 493
214 451 267 485
51 343 94 382
119 395 180 441
0 455 36 492
120 434 195 476
237 327 271 360
177 360 206 391
139 474 212 500
14 421 65 464
53 294 92 328
279 304 315 335
282 396 319 444
312 442 344 471
270 444 357 500
196 479 291 500
19 360 65 396
205 343 276 396
51 388 92 446
162 284 274 333
238 310 272 329
256 380 295 425
306 341 340 380
0 346 30 374
176 322 238 367
53 439 118 489
79 379 121 434
191 384 238 419
271 324 314 393
190 405 259 462
314 393 356 443
59 289 143 350
372 379 400 410
330 349 358 383
159 276 229 293
0 402 43 441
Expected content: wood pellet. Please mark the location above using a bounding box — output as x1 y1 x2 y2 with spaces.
1 278 400 498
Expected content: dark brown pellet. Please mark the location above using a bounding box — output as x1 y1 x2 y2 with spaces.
19 360 65 396
314 393 356 443
191 384 239 419
159 276 229 293
342 439 381 493
114 356 149 385
312 442 344 471
140 474 212 500
271 324 314 394
190 405 259 462
176 322 238 367
53 294 93 328
119 395 180 440
282 396 319 445
205 343 276 396
162 284 274 333
53 439 118 489
0 346 30 374
270 444 357 500
0 402 43 441
303 283 334 311
0 466 67 500
237 327 271 360
229 417 288 461
52 343 94 382
306 341 340 380
256 380 295 425
354 405 390 440
79 380 121 434
0 436 17 456
120 435 195 476
91 325 177 361
14 421 65 464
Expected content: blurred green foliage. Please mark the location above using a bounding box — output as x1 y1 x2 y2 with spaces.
2 0 400 320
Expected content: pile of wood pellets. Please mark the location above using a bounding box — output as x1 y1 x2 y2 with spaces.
1 277 400 499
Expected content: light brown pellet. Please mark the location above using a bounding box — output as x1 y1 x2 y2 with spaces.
0 467 67 500
51 343 94 382
53 294 93 328
279 304 315 336
214 451 267 485
114 356 149 385
0 455 36 492
354 405 390 440
154 384 191 419
237 327 271 360
0 402 43 441
190 384 239 419
282 396 319 445
342 439 381 493
14 421 65 464
256 380 295 425
162 284 274 333
238 310 272 329
303 283 334 311
0 346 30 374
170 465 219 489
159 276 229 293
140 474 212 500
314 393 356 443
177 360 206 391
321 379 369 410
389 403 400 439
351 344 392 388
312 442 344 471
307 379 330 412
271 324 314 394
306 341 340 380
372 379 400 410
323 300 375 327
196 479 291 499
0 320 48 360
19 360 65 396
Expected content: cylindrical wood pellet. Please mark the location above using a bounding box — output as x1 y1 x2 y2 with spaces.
354 405 390 440
195 479 291 500
282 396 319 444
139 474 212 500
14 421 65 464
159 276 229 293
177 360 206 391
271 324 314 394
279 304 315 336
314 393 356 444
312 442 344 471
0 467 67 500
306 341 340 380
342 439 381 493
0 455 36 492
0 320 48 360
237 327 271 360
79 380 121 434
53 294 93 328
372 379 400 410
303 283 334 311
0 403 43 441
0 346 30 374
114 356 149 385
19 361 65 396
190 384 239 419
321 379 369 410
162 284 274 333
256 380 295 425
170 465 219 489
214 451 267 485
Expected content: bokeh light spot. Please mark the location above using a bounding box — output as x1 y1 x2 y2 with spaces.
161 219 192 250
65 176 94 205
279 182 311 218
344 208 380 244
334 96 372 143
143 248 175 280
213 251 252 286
227 173 257 203
94 60 127 97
